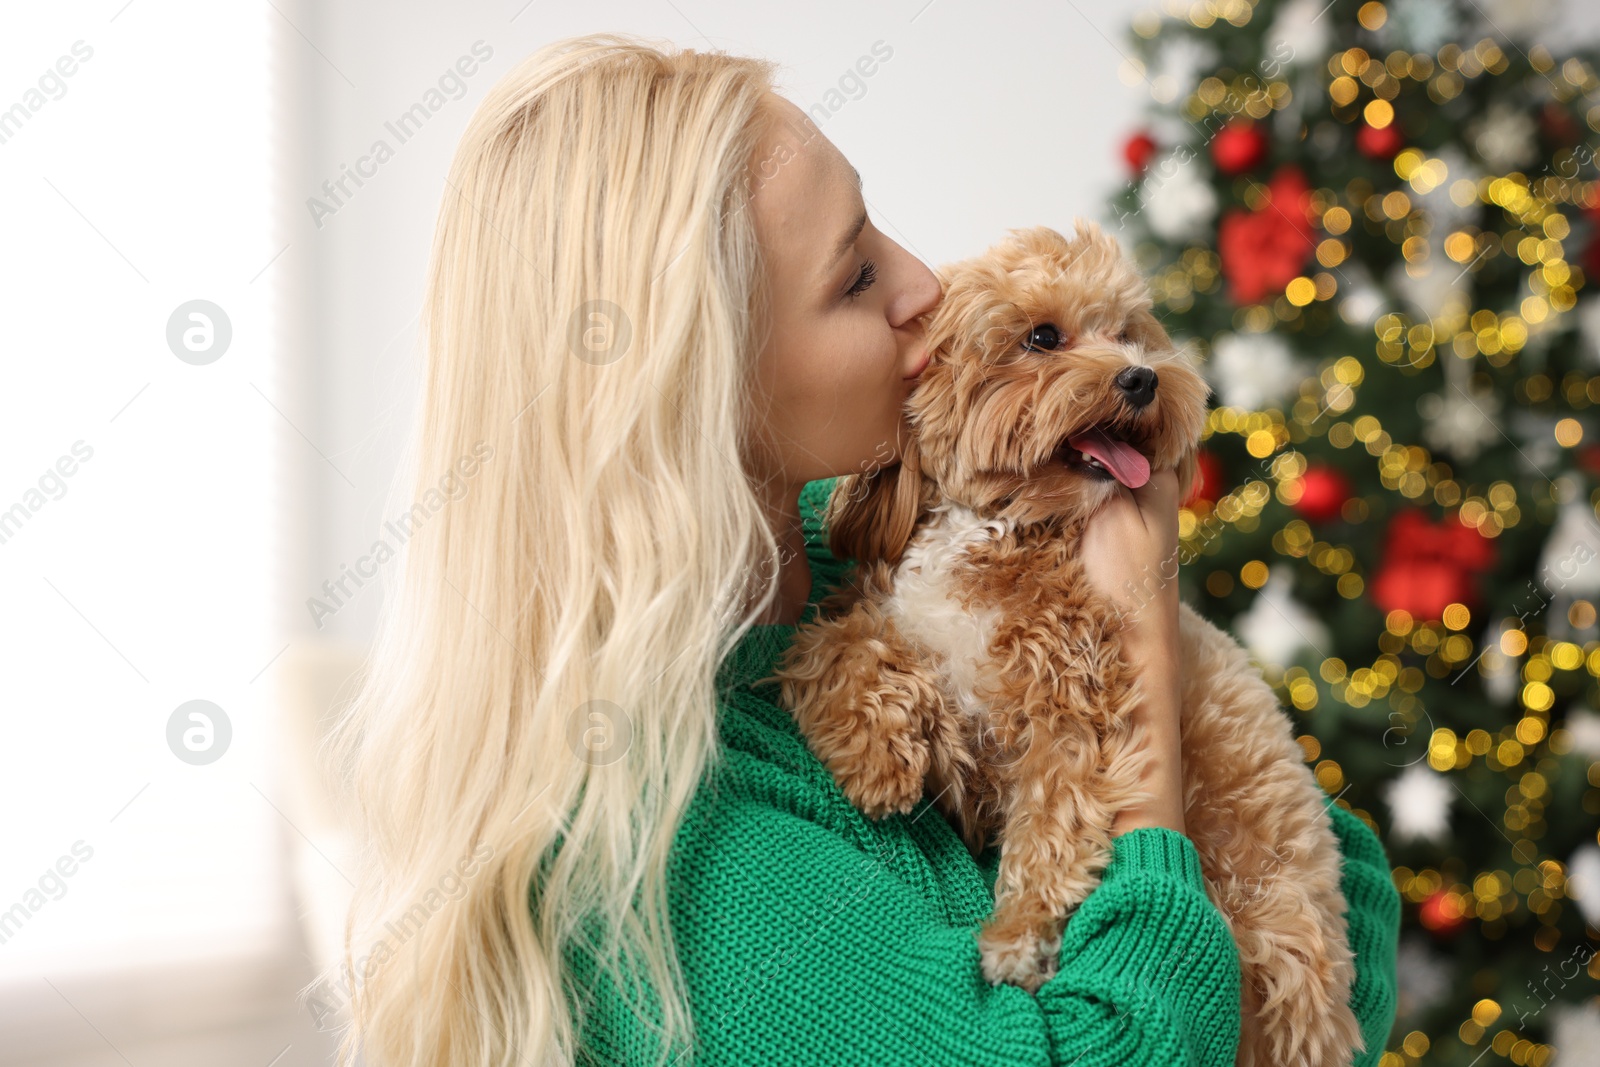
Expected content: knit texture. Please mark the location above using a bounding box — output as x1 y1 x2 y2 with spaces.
563 477 1400 1066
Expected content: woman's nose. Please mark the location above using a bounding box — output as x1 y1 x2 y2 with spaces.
894 256 941 328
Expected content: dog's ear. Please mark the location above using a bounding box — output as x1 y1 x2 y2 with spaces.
1175 448 1199 507
1071 215 1121 252
825 436 927 568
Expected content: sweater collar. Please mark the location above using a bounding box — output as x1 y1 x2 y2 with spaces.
714 568 829 698
715 476 841 709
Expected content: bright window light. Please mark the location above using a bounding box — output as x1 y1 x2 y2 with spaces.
0 1 289 981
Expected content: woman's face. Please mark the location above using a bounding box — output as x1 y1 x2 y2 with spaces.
746 93 942 490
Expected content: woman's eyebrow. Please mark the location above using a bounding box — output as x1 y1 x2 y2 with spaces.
822 168 867 282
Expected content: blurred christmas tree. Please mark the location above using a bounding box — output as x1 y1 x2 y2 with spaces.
1108 0 1600 1063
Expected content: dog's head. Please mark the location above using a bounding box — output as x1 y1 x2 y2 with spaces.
828 220 1211 566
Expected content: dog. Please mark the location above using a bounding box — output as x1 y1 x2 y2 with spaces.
768 221 1365 1066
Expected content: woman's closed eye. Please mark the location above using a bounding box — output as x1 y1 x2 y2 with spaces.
844 259 877 300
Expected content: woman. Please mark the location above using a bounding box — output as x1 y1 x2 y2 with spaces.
315 32 1400 1067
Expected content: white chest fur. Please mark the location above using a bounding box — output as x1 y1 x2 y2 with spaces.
881 504 1009 717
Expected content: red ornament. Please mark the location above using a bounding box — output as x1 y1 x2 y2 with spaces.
1183 449 1225 507
1368 507 1497 622
1292 464 1351 522
1370 561 1472 622
1217 165 1319 306
1355 122 1404 160
1419 888 1467 935
1579 443 1600 477
1212 120 1269 175
1123 130 1158 176
1540 101 1582 148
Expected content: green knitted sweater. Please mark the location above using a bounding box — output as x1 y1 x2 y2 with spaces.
565 477 1400 1066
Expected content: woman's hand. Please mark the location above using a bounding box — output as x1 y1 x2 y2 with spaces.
1077 467 1187 838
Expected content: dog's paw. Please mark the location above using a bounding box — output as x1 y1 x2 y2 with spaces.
978 920 1061 994
827 740 929 820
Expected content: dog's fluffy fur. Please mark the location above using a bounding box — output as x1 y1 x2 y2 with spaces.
770 221 1365 1066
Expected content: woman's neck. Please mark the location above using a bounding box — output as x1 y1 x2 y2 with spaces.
751 489 812 625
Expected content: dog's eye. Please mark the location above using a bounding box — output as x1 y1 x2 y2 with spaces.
1021 324 1068 353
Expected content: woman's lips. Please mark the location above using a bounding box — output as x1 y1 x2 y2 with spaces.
903 349 930 380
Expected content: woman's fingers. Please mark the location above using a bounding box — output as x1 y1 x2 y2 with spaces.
1129 467 1179 533
1078 465 1183 626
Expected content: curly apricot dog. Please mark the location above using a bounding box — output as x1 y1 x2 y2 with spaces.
767 220 1364 1066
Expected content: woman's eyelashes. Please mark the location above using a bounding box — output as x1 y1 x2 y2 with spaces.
844 258 877 300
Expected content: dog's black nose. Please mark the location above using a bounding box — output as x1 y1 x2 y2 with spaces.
1115 365 1158 408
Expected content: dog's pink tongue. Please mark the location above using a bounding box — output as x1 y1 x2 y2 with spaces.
1068 428 1150 489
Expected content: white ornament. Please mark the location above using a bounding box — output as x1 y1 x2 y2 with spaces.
1509 411 1568 481
1575 296 1600 368
1149 112 1198 151
1477 622 1521 704
1550 1001 1600 1067
1379 0 1457 53
1470 101 1538 172
1337 259 1387 325
1381 763 1454 845
1387 254 1469 321
1263 0 1331 71
1235 570 1331 667
1518 306 1558 374
1567 844 1600 929
1560 707 1600 759
1477 0 1556 44
1539 498 1600 603
1340 283 1387 326
1148 35 1219 105
1207 331 1310 412
1138 149 1218 242
1414 145 1482 233
1395 933 1453 1015
1263 0 1332 134
1417 382 1503 463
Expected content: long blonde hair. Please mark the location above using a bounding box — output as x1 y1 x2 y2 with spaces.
307 33 791 1067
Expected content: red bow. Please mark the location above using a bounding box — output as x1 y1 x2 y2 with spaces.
1382 508 1496 571
1369 508 1497 622
1217 165 1318 306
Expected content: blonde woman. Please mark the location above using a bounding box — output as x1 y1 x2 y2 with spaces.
313 31 1400 1067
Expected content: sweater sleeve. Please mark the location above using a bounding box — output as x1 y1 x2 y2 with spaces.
974 803 1399 1065
972 806 1401 1062
1326 803 1401 1067
593 787 1241 1067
